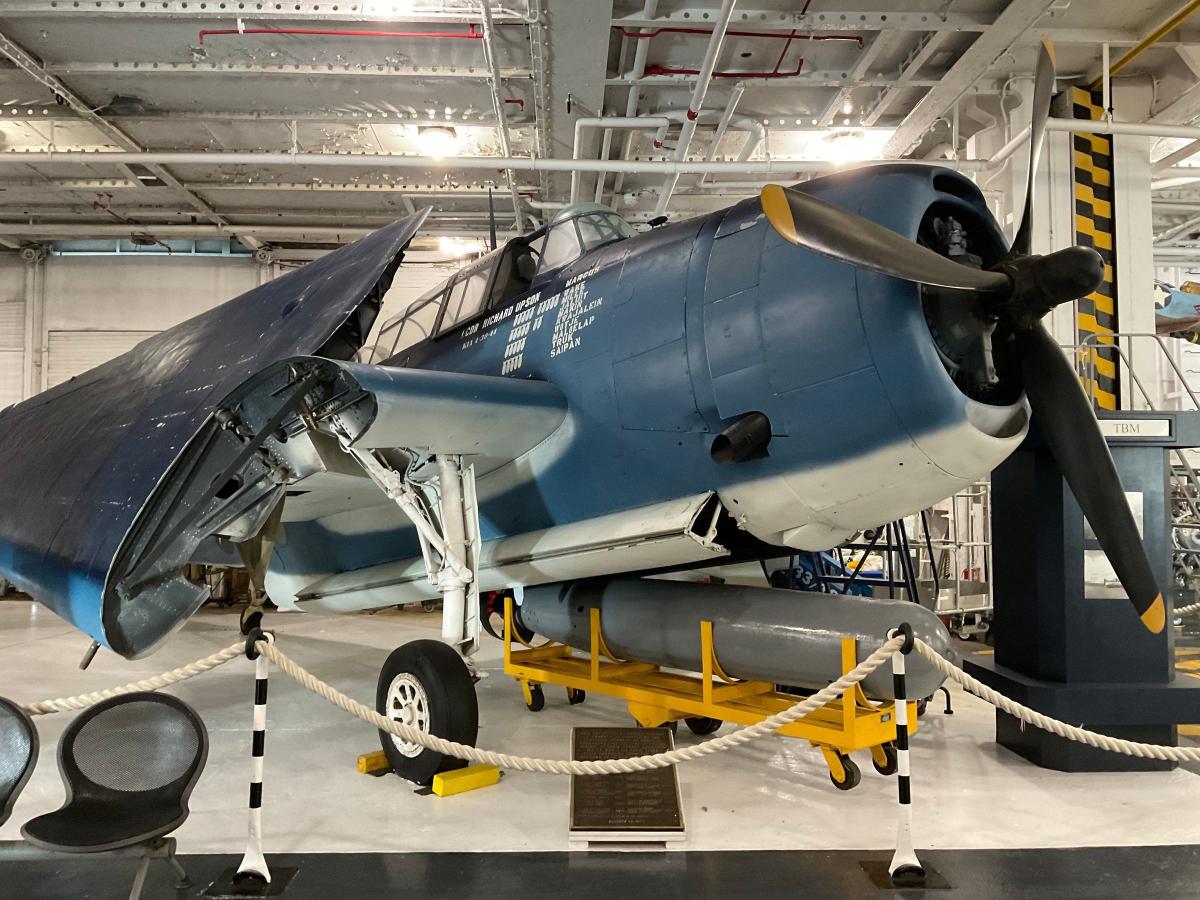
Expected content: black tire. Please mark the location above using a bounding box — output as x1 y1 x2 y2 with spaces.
872 742 898 776
829 754 861 791
567 688 586 705
684 716 723 735
526 684 545 712
375 640 478 786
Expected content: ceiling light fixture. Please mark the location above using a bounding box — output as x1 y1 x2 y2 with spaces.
417 125 461 159
439 236 485 258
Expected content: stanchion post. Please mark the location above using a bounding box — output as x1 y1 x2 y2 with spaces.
887 623 925 888
235 628 273 886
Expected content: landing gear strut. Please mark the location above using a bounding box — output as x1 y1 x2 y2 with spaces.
353 450 485 784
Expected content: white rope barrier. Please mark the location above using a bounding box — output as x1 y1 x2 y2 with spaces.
1176 601 1200 618
914 639 1200 763
19 631 1200 773
21 641 245 716
256 636 906 776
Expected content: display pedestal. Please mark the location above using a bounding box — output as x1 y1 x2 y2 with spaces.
965 411 1200 772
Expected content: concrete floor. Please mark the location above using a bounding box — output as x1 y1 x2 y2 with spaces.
3 597 1200 855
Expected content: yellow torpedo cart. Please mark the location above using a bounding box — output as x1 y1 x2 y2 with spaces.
502 598 915 790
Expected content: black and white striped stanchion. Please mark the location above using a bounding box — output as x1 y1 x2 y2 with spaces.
887 623 925 888
235 628 273 886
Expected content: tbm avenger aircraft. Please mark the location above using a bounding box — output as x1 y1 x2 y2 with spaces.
0 40 1164 782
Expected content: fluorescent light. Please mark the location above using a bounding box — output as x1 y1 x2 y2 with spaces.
439 236 485 257
819 129 894 163
417 126 461 159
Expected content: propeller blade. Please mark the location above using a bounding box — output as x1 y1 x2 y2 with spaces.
1019 322 1165 633
761 184 1011 293
1010 36 1057 256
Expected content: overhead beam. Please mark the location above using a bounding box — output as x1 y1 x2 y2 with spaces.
817 31 897 127
606 71 955 89
0 30 264 250
1150 82 1200 124
44 61 531 80
882 0 1057 158
862 31 947 127
0 1 533 21
613 9 993 32
0 107 535 128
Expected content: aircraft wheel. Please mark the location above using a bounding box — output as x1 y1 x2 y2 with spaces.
829 753 861 791
526 684 546 712
871 742 898 776
566 688 586 705
376 640 478 785
684 716 723 735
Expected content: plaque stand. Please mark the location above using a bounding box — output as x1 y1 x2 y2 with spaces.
568 727 686 849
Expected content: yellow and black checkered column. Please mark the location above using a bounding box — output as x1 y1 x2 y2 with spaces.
1071 86 1118 410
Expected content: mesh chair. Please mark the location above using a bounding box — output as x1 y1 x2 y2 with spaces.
21 692 208 900
0 696 38 827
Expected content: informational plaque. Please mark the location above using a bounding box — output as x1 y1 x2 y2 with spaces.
569 727 685 846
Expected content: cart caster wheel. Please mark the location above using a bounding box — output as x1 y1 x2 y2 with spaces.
526 684 545 712
239 608 263 636
871 742 898 776
421 600 438 612
684 716 722 735
376 639 479 786
637 718 679 735
567 688 586 705
829 753 861 791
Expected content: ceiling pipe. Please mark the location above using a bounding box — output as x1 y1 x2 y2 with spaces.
1155 212 1200 244
698 81 748 188
1153 138 1200 173
605 0 659 207
0 148 1027 175
570 116 670 203
1091 0 1200 89
1043 117 1200 139
653 0 738 216
197 25 484 44
479 0 525 232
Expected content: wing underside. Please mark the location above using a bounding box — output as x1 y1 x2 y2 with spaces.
107 358 569 655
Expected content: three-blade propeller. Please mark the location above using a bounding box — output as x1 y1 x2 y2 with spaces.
760 36 1165 635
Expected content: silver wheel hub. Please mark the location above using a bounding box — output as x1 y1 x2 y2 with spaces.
386 672 431 758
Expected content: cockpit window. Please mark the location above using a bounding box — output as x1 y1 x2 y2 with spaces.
534 205 636 276
440 266 490 333
540 222 583 271
364 204 635 356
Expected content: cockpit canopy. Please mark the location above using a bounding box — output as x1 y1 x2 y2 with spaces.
365 203 636 363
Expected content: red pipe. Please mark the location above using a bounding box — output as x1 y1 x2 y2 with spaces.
617 26 862 47
644 60 804 79
197 25 482 44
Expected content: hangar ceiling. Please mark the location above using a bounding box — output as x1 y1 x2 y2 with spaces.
0 1 1196 258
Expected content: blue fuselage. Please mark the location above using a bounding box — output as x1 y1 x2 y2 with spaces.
272 165 1026 588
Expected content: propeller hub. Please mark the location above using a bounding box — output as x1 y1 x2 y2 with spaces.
991 246 1105 331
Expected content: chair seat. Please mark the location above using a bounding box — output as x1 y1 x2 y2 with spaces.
22 797 186 853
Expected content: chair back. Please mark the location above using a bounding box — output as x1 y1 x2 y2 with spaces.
59 693 207 811
0 696 38 826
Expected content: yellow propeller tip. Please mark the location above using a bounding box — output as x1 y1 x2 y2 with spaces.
760 184 799 245
1140 593 1166 634
1040 34 1057 68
